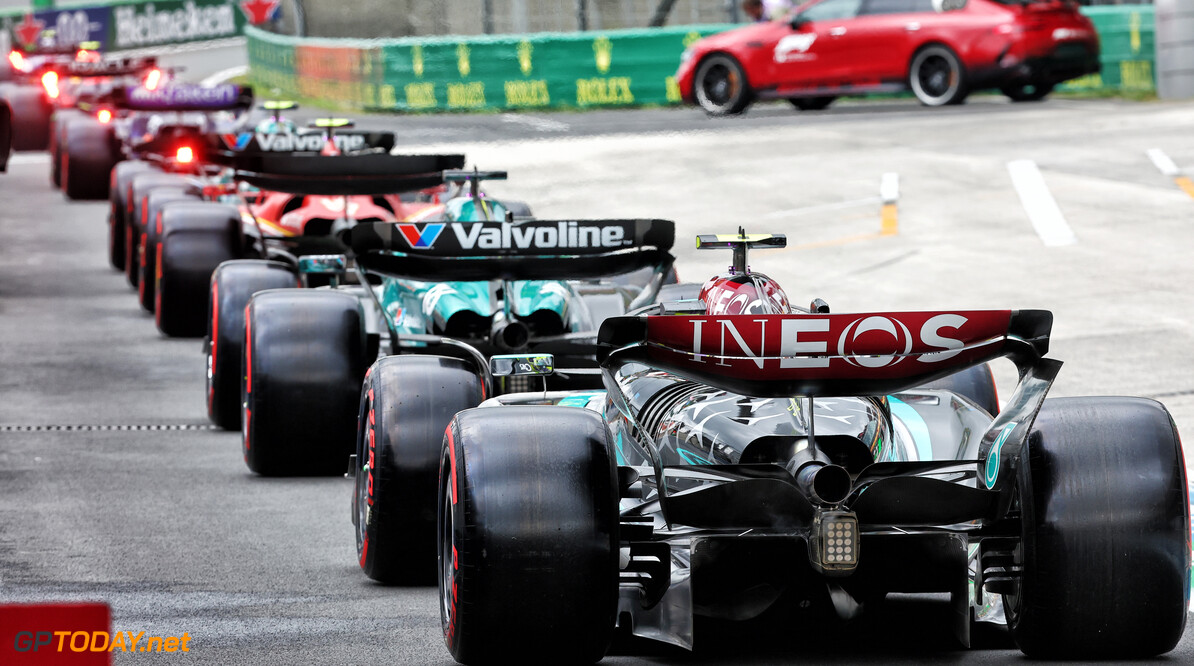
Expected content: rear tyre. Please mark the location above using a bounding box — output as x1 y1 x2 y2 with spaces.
108 161 155 271
1005 397 1189 658
62 118 117 200
243 290 370 476
920 363 998 416
909 44 968 107
125 173 194 287
788 96 836 111
137 189 203 313
3 85 51 151
355 355 485 584
500 199 533 220
693 53 752 116
440 406 618 664
1000 82 1053 102
155 202 242 337
49 109 83 188
207 260 296 431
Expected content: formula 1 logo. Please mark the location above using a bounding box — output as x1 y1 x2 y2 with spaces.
775 34 817 63
397 223 445 249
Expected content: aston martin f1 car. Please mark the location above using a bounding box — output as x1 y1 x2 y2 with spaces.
433 232 1189 663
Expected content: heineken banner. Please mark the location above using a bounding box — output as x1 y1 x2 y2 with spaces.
2 0 247 52
247 5 1156 113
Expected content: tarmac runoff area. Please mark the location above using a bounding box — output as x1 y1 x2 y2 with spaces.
1 95 1193 663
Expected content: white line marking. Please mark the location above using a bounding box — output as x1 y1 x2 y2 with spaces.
107 36 247 59
1147 148 1181 177
1007 159 1076 247
880 172 899 204
8 154 51 166
762 197 881 219
500 114 569 132
200 65 249 87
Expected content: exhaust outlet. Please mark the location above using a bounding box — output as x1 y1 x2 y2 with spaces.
491 320 530 351
795 463 852 506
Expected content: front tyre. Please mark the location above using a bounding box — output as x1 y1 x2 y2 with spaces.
693 53 752 116
440 406 618 664
355 355 485 584
909 44 968 107
1005 397 1189 658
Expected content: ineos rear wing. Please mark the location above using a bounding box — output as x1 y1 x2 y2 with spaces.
599 309 1052 397
217 152 465 195
350 219 676 281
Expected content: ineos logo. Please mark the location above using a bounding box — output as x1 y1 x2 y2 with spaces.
837 316 913 368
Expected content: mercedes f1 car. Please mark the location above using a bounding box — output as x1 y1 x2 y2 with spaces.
433 232 1189 663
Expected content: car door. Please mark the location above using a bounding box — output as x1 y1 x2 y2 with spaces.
771 0 865 91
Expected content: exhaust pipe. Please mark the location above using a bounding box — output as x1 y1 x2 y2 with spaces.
795 463 852 506
491 319 530 351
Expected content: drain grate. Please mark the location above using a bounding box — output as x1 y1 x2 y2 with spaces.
0 424 219 432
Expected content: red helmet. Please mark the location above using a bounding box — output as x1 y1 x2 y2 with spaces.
699 272 791 315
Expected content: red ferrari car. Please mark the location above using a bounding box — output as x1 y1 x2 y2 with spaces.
676 0 1099 115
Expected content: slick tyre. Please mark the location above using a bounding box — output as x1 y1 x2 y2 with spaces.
207 260 296 431
1001 82 1053 102
1005 397 1189 658
62 118 117 200
355 355 485 584
155 202 242 337
909 44 968 107
920 363 999 416
125 172 194 287
788 96 836 111
49 109 83 188
243 290 370 476
108 161 155 270
693 53 752 116
3 85 51 151
440 406 618 664
137 188 203 313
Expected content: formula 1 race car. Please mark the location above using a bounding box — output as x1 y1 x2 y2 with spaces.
343 212 679 584
676 0 1100 115
433 232 1189 663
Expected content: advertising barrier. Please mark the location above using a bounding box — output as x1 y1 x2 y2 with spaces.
247 6 1158 113
1 0 247 53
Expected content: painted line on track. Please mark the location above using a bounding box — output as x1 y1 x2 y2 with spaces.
201 65 249 87
1147 148 1194 200
1007 159 1076 247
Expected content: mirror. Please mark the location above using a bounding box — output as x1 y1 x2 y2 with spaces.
790 14 809 29
490 354 555 377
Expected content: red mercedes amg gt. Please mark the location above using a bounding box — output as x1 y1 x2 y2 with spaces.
676 0 1099 115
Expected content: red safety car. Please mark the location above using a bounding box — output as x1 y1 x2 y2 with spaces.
676 0 1100 115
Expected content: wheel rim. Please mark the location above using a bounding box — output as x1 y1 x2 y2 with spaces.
355 395 372 558
440 475 456 630
917 54 956 100
698 62 740 108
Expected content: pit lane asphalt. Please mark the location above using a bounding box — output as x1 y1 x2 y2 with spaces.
3 96 1194 664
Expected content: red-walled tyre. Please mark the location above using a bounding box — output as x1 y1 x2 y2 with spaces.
439 406 619 664
243 290 370 476
155 202 242 337
206 260 296 431
354 355 484 584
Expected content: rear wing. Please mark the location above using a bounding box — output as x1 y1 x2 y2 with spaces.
115 84 252 112
219 151 465 195
55 57 156 78
350 218 675 281
599 309 1052 397
214 129 401 157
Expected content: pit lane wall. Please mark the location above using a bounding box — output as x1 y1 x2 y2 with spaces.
246 6 1157 113
0 0 246 53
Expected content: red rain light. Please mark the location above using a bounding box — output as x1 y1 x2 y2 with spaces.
176 146 194 164
41 70 59 99
97 109 112 124
145 68 162 91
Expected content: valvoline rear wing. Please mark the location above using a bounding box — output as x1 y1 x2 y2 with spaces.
221 152 465 195
599 309 1052 397
115 84 252 111
57 57 156 77
350 219 675 281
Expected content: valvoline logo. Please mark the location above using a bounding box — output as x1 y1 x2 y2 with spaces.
398 223 445 249
220 133 253 151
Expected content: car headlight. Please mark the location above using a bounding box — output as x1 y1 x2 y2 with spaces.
680 48 694 66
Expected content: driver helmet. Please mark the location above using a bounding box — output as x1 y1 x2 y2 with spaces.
699 272 791 315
